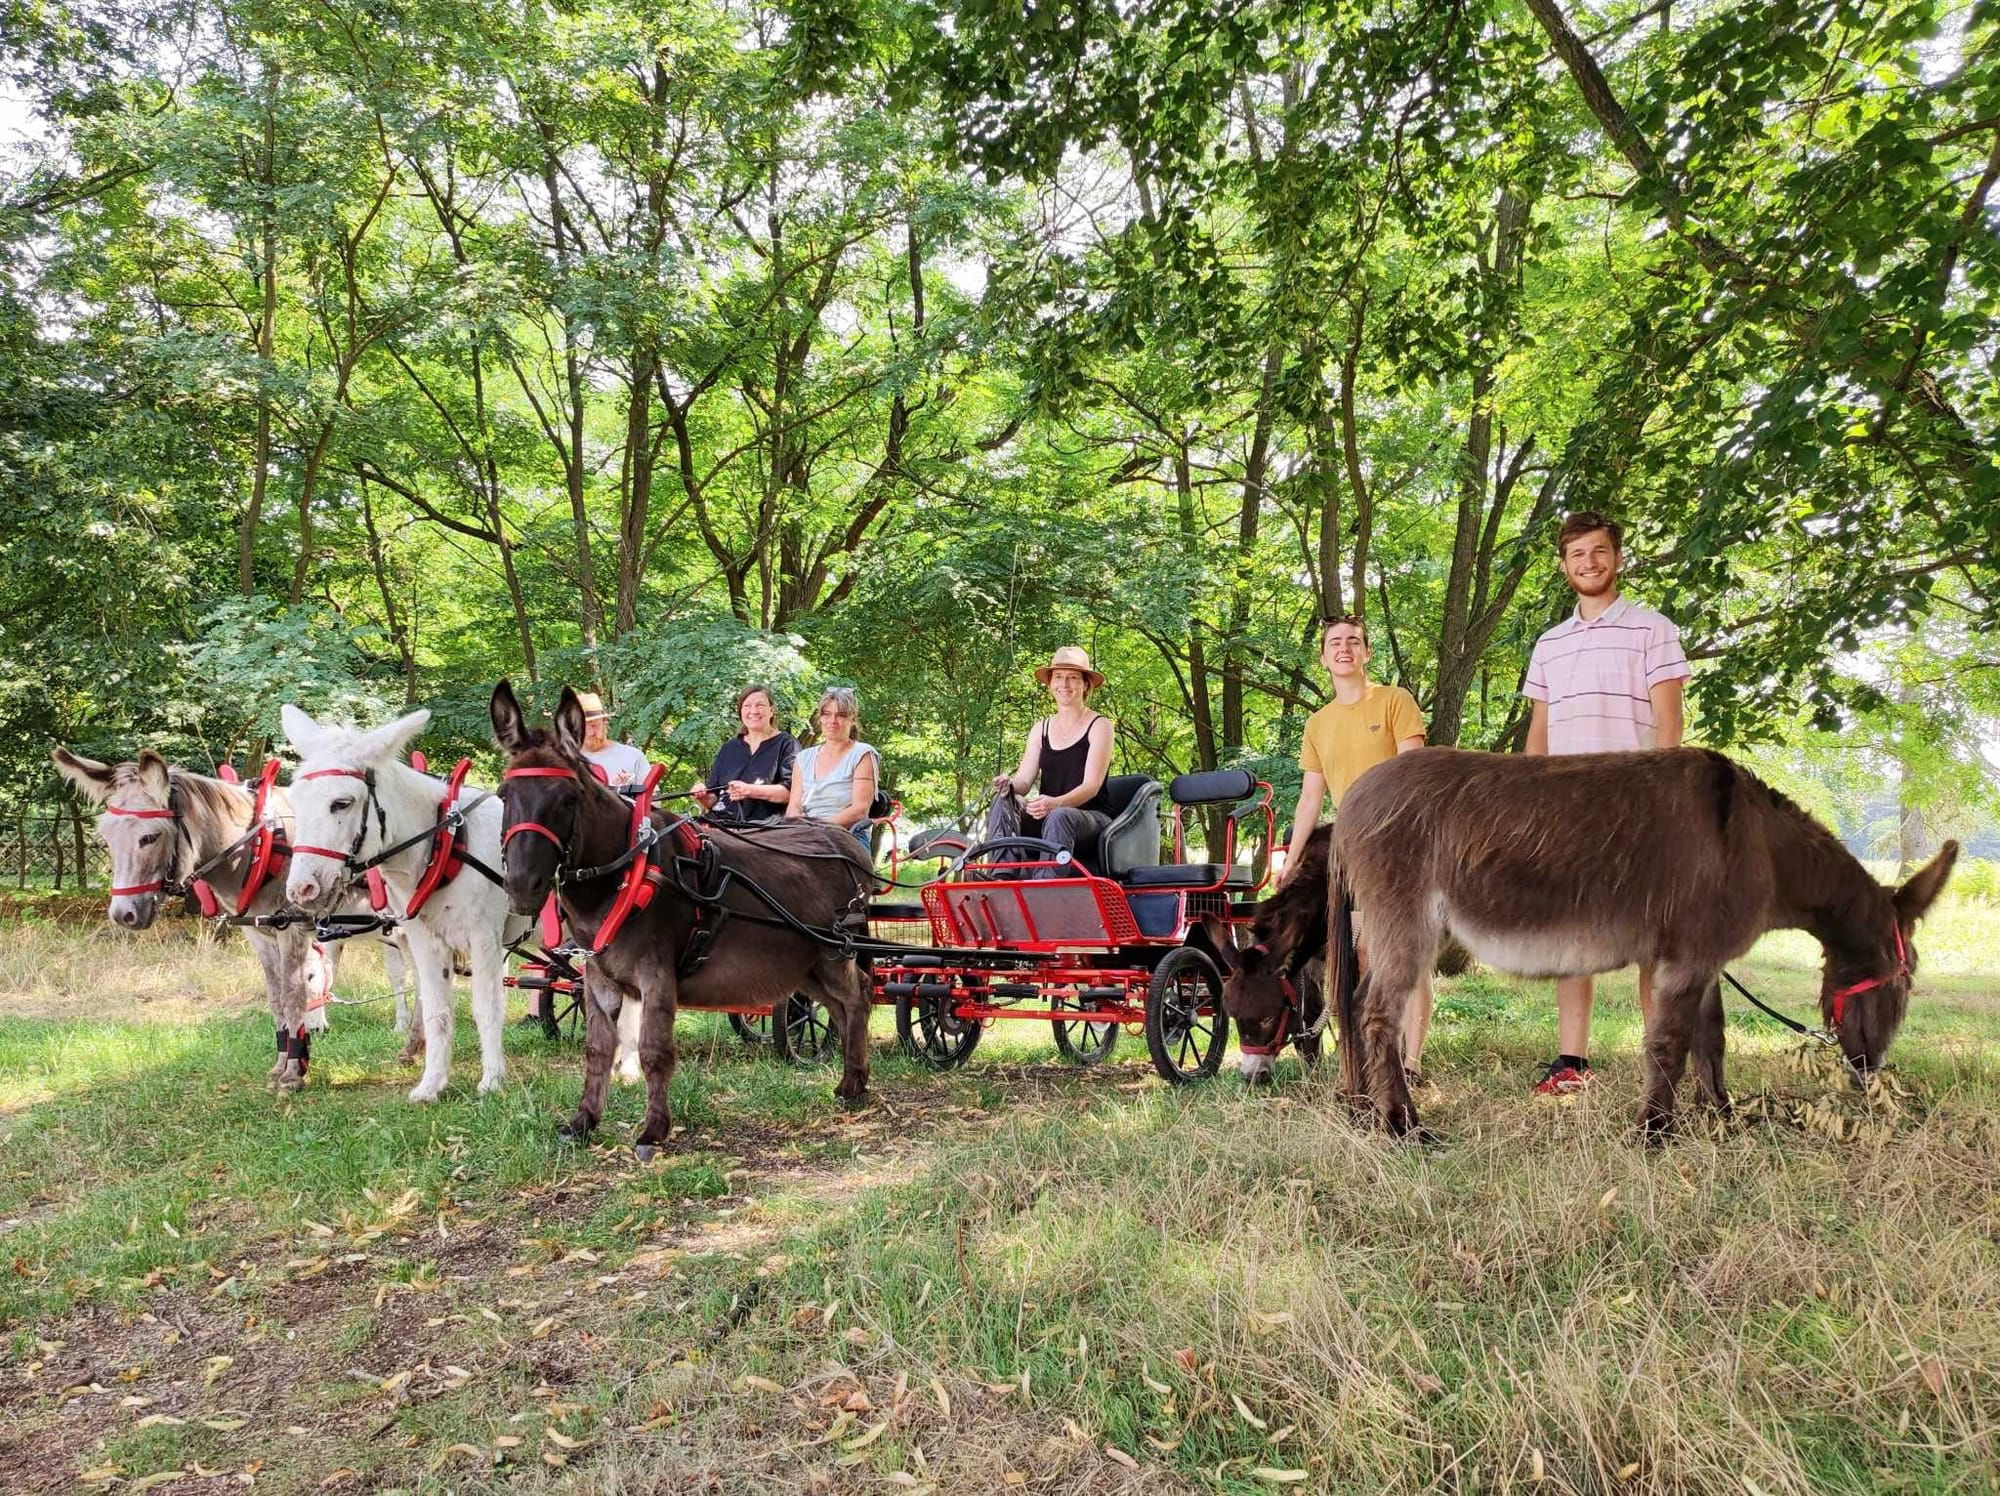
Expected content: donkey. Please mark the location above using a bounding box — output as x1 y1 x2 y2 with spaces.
1231 747 1957 1140
281 706 526 1102
490 680 877 1157
1217 822 1336 1081
52 748 412 1090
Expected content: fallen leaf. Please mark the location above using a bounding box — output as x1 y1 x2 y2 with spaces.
843 1420 890 1452
1145 1433 1182 1453
444 1444 485 1462
1002 1475 1027 1487
1105 1445 1138 1469
1232 1394 1269 1431
78 1468 124 1484
930 1378 951 1418
1249 1310 1295 1330
493 1436 524 1449
1619 1462 1641 1480
133 1414 185 1429
528 1316 556 1340
1172 1347 1197 1373
1141 1372 1172 1395
737 1375 785 1394
201 1355 233 1388
1531 1448 1547 1482
544 1428 588 1451
127 1475 189 1494
1252 1470 1310 1485
201 1417 248 1432
843 1389 875 1412
1598 1186 1618 1210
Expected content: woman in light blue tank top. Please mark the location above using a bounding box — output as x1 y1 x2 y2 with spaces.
785 686 878 846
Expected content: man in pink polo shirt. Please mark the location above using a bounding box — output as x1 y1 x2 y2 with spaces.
1521 510 1690 1094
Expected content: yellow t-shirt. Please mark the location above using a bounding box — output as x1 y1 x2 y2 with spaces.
1300 683 1426 808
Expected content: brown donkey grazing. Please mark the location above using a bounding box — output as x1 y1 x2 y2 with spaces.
1231 747 1956 1140
490 681 878 1157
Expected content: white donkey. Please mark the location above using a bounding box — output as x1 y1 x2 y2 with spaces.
281 706 526 1102
53 747 412 1089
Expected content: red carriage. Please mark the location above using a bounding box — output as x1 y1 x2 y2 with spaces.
860 768 1275 1083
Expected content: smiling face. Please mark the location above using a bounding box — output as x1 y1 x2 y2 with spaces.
739 690 773 735
1045 667 1089 707
1320 620 1370 683
582 713 611 753
1560 527 1622 601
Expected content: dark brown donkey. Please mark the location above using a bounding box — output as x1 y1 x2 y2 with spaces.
490 681 877 1156
1228 747 1957 1140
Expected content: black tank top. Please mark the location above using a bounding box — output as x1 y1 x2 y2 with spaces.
1039 716 1108 812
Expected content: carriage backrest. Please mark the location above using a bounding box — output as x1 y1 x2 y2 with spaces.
1168 768 1256 806
1096 773 1162 877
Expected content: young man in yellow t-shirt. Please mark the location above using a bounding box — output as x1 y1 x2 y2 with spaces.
1280 615 1431 1071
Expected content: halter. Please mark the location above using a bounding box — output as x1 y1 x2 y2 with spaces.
1235 942 1322 1057
1826 921 1909 1031
500 762 699 961
292 760 498 912
104 800 184 898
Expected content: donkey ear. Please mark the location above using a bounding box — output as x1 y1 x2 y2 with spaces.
491 679 531 754
353 708 431 765
135 750 171 802
280 704 327 757
52 747 116 804
1199 914 1239 972
1894 840 1959 927
553 688 587 755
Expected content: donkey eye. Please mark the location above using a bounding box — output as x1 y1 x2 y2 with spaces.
330 797 355 813
139 832 161 846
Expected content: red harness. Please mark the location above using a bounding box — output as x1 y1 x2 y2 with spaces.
1827 922 1908 1030
109 760 288 916
295 759 477 916
502 762 694 958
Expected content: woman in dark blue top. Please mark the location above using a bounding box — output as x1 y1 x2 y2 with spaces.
689 684 797 822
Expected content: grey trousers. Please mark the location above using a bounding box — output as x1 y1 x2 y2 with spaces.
984 792 1111 878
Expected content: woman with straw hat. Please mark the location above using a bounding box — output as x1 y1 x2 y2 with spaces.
984 646 1115 876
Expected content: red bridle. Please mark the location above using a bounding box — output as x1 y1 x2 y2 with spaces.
501 767 578 852
290 767 370 862
104 803 178 897
1826 922 1909 1030
1234 943 1302 1057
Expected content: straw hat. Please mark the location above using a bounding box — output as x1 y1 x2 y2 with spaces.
1033 646 1105 690
574 690 610 720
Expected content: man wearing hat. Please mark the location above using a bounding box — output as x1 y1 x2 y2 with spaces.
983 646 1117 876
575 692 650 788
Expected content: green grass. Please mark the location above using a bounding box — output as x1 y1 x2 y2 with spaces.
0 906 1995 1494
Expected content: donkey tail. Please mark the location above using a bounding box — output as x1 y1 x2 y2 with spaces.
1329 849 1366 1106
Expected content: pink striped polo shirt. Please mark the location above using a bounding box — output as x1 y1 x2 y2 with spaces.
1523 595 1690 754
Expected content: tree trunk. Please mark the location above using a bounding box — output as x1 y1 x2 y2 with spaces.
239 72 280 596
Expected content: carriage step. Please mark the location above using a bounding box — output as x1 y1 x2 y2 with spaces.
1076 986 1128 1001
985 983 1038 999
892 952 946 967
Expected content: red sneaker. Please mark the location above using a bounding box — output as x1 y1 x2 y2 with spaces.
1532 1059 1592 1095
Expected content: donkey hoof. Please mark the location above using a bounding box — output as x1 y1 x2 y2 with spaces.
633 1142 659 1163
836 1092 868 1113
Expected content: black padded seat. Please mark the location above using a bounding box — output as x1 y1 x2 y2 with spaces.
1168 768 1257 806
1122 862 1226 889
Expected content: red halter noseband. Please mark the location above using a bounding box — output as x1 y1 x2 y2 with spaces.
1826 922 1909 1030
501 768 579 853
105 803 179 897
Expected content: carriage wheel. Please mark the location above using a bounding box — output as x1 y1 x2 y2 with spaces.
1144 946 1228 1084
727 1011 774 1046
1050 992 1119 1066
771 993 839 1066
895 985 981 1070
